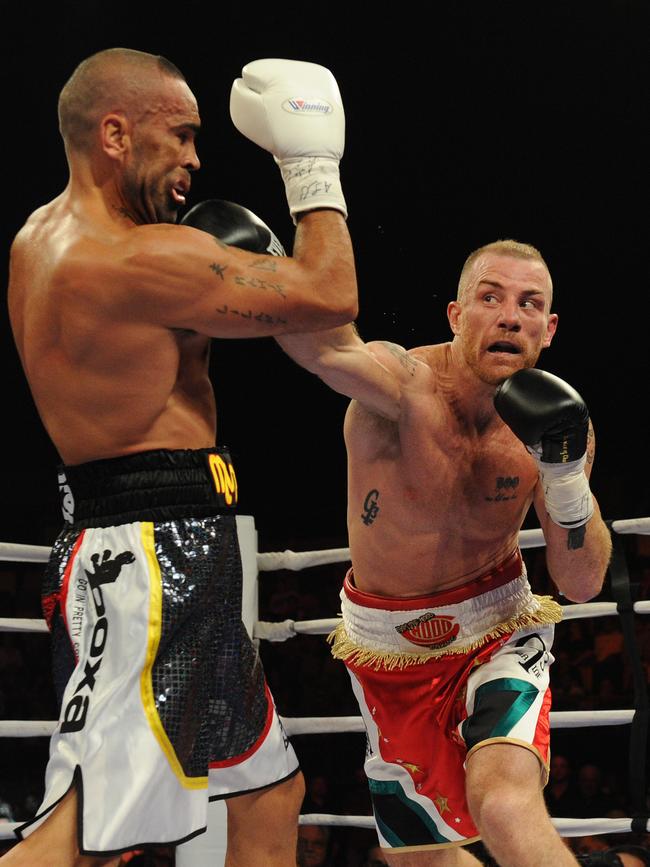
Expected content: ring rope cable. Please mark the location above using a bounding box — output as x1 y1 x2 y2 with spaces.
0 708 639 740
2 518 648 569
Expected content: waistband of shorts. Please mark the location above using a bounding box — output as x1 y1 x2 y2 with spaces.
57 447 238 529
343 548 524 610
329 549 563 668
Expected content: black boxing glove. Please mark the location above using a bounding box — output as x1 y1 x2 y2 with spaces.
181 199 286 256
494 368 594 529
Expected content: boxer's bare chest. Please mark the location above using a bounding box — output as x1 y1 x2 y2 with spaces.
345 388 539 592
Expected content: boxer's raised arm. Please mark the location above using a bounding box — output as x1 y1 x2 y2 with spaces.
60 205 356 339
65 58 357 338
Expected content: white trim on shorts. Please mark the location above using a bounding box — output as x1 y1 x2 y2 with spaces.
17 521 298 854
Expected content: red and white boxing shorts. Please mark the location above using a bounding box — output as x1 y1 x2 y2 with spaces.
329 549 562 853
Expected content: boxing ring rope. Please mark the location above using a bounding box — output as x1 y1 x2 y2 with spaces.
3 518 649 639
0 708 640 741
294 815 641 839
1 517 646 570
0 516 649 854
255 518 650 571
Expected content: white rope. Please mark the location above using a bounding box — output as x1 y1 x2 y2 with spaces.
0 618 48 633
0 720 56 737
552 817 645 837
560 602 618 621
551 710 634 727
256 518 650 571
257 546 351 571
551 600 650 621
282 710 635 735
298 814 645 836
0 542 51 563
610 516 650 535
283 716 366 736
300 813 376 829
0 709 634 740
6 600 650 637
0 814 644 842
254 618 339 641
253 601 650 641
1 518 648 572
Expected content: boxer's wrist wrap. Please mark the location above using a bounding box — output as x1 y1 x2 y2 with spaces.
277 157 347 222
530 449 595 528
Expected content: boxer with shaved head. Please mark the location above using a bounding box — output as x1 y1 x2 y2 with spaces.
276 239 613 867
6 47 356 866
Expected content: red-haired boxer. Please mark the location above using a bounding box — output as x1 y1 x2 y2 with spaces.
276 240 612 867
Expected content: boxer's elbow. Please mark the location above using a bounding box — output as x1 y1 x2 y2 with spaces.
332 295 359 325
293 294 357 330
559 569 607 603
302 264 358 326
317 278 358 324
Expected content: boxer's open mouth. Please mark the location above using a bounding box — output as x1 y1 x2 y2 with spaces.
171 185 187 205
487 341 521 354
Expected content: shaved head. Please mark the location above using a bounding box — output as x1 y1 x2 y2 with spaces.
457 239 552 303
58 48 186 154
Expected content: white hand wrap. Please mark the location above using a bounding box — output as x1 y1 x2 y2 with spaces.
277 156 346 221
230 59 347 222
529 448 595 528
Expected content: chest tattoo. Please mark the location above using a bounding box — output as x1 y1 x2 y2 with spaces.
361 489 380 526
485 475 520 502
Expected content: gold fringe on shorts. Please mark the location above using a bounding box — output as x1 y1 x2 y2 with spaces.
327 595 563 671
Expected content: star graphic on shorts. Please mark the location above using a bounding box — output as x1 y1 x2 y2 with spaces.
434 794 451 815
396 759 422 775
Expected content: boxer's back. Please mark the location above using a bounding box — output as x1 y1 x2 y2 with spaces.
8 196 215 466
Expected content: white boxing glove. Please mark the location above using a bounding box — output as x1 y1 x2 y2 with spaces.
230 58 347 222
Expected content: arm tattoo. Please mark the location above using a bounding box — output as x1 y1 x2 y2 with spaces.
215 304 287 327
210 263 228 280
209 262 285 299
567 525 586 550
361 489 380 526
382 343 416 376
235 274 286 298
249 258 278 272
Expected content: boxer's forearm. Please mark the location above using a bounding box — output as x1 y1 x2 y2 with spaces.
542 501 612 602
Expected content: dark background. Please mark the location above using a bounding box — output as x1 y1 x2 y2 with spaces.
0 2 649 856
2 1 649 551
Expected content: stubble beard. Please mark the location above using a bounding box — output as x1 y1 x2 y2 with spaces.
146 178 179 224
122 161 178 225
464 343 541 387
